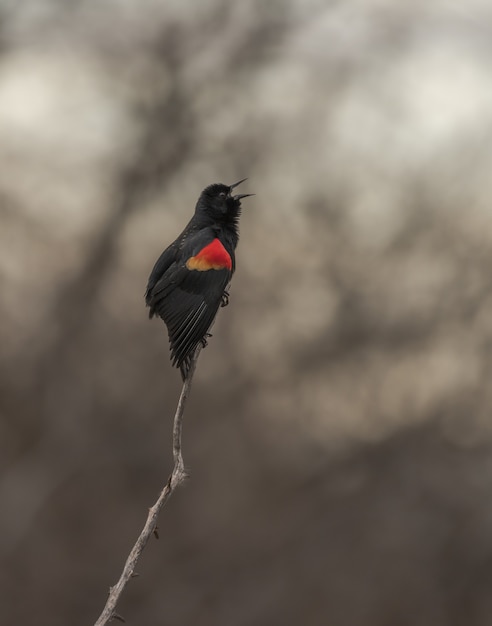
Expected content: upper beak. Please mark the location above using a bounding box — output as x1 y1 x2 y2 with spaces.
229 178 248 190
229 178 254 201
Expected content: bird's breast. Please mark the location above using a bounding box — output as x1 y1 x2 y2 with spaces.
186 238 232 271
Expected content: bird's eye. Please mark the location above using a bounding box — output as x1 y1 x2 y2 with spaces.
219 192 226 199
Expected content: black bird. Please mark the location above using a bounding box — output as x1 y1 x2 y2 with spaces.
145 179 253 380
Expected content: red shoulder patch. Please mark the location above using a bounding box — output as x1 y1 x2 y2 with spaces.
186 238 232 271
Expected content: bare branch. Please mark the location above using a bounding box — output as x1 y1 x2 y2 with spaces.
94 345 202 626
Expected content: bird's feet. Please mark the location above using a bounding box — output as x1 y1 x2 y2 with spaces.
201 332 213 348
221 290 230 307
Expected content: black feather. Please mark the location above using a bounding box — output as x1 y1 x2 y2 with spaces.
145 180 252 378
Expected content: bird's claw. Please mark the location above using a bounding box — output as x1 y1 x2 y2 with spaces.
221 290 230 307
201 332 213 348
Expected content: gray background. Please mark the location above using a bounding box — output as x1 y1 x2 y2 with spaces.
1 1 492 624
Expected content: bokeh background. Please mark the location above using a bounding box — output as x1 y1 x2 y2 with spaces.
2 1 492 624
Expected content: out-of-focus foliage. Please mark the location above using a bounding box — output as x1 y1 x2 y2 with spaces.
1 1 492 624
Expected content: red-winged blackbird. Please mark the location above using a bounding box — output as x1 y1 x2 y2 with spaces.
145 179 253 380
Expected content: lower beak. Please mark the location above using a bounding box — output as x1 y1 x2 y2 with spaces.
234 193 255 201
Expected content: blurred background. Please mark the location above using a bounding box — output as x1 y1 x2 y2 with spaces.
1 0 492 624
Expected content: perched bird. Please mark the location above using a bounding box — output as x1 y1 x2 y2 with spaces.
145 179 253 380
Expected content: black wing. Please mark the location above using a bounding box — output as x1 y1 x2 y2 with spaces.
145 242 179 318
149 262 231 378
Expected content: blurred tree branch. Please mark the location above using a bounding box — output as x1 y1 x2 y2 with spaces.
0 4 291 554
0 23 194 555
94 345 201 626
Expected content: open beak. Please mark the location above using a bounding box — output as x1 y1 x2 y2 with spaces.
229 178 254 201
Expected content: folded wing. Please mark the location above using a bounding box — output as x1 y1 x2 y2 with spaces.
147 262 231 378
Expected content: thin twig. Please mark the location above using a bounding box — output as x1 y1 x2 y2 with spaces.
94 345 202 626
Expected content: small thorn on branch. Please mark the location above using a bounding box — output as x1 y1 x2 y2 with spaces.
111 612 126 623
153 527 160 540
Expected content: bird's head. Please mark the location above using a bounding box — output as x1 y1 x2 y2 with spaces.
195 179 253 220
